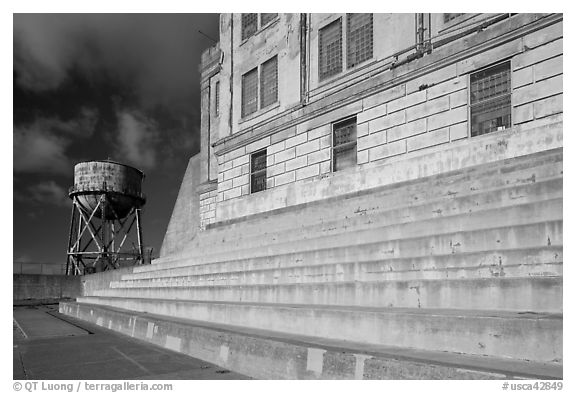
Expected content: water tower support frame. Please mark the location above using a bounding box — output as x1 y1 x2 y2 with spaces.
66 193 144 275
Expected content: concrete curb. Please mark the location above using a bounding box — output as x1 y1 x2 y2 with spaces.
59 301 562 380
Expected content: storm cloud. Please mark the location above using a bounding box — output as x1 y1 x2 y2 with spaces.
14 14 219 111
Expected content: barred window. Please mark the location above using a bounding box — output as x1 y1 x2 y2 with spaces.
242 68 258 117
251 149 267 193
242 13 258 41
443 13 464 23
319 19 343 81
347 14 373 68
214 81 220 117
261 13 277 27
470 62 511 137
332 117 357 172
260 56 278 109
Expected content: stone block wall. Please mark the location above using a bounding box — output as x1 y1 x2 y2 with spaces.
199 188 218 228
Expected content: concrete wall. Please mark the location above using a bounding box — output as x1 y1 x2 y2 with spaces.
159 155 201 257
197 14 562 226
13 262 65 275
13 266 139 304
13 274 82 305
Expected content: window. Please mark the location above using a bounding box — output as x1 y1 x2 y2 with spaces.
332 117 357 172
319 19 343 81
214 81 220 117
250 150 267 193
470 61 511 137
242 56 278 118
242 14 258 41
260 56 278 108
319 15 373 81
242 14 277 41
260 13 277 27
347 14 373 68
242 68 258 117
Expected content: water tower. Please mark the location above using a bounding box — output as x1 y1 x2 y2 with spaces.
65 160 146 275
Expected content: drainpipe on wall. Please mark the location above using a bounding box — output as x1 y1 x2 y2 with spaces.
228 14 234 136
299 13 308 106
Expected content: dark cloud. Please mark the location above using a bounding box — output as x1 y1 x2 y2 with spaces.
14 180 70 208
115 109 160 170
13 108 98 174
14 14 218 112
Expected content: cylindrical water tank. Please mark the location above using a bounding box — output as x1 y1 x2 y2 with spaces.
69 160 145 220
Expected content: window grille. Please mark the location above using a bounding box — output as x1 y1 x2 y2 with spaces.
214 81 220 117
347 14 373 68
260 13 277 27
470 62 511 137
242 68 258 117
260 56 278 109
332 117 357 172
242 13 258 41
443 13 464 23
251 149 267 193
319 19 343 81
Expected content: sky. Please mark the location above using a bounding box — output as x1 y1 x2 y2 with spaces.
13 13 220 267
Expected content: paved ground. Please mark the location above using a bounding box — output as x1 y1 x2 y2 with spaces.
13 305 250 380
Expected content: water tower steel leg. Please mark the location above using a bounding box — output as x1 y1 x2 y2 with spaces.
136 209 144 264
66 203 77 275
75 198 84 275
101 194 107 270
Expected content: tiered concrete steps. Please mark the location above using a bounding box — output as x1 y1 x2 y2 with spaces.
61 148 563 379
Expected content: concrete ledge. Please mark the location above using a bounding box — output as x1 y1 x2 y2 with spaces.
101 276 562 313
74 296 562 362
215 117 562 222
60 301 562 380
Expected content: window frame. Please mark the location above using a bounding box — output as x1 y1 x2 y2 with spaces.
318 17 343 82
241 13 279 43
241 67 259 118
250 149 268 194
241 13 259 41
214 80 220 117
331 115 358 172
260 13 278 28
241 55 279 119
346 13 374 70
318 14 374 83
260 55 279 110
468 60 513 138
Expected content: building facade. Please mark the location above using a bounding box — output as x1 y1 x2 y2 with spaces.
186 13 563 233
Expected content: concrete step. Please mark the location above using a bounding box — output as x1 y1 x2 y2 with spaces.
189 177 563 262
74 296 562 363
153 157 562 267
192 148 563 250
60 301 563 379
99 276 562 312
134 198 563 273
196 198 563 261
116 247 562 288
124 220 562 282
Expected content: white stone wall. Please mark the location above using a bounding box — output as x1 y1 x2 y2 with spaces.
199 189 217 229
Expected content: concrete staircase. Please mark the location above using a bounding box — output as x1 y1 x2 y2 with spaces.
61 147 563 379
